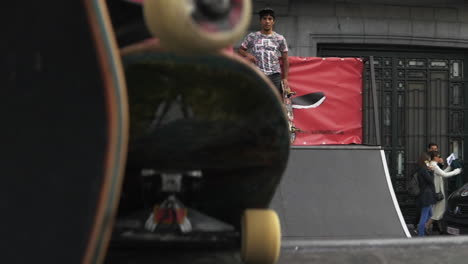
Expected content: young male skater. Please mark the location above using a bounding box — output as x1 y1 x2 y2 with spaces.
238 7 289 94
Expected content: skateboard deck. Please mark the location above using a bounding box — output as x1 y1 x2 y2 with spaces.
116 47 290 217
281 81 299 143
282 81 326 144
2 0 128 263
110 46 289 264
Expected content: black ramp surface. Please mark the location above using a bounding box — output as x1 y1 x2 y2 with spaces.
271 146 410 239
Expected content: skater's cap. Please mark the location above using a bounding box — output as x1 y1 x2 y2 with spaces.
258 7 275 18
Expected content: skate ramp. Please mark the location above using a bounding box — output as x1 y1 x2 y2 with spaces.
271 146 411 239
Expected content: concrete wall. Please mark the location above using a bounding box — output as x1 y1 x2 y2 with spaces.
241 0 468 56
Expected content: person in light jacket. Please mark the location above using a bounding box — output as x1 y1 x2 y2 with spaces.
426 151 462 233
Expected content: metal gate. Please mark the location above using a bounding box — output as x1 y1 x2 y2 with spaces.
318 44 468 224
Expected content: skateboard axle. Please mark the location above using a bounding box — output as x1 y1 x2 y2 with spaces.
196 0 231 19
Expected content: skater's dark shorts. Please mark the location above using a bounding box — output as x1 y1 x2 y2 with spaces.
267 72 282 95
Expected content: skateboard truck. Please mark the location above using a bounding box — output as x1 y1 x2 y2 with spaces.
142 170 202 234
289 126 302 143
144 194 192 233
285 90 296 98
290 126 302 133
115 168 236 243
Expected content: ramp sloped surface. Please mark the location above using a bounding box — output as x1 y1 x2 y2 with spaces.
271 146 410 239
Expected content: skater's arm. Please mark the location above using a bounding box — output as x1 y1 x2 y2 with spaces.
281 51 289 87
238 47 257 64
434 165 461 178
237 46 249 57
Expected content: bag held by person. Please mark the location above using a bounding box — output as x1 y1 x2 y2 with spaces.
435 192 444 201
407 170 420 196
451 159 463 169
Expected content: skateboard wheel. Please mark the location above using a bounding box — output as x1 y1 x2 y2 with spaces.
241 209 281 264
143 0 251 52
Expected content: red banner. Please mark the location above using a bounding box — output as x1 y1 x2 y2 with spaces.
288 57 363 145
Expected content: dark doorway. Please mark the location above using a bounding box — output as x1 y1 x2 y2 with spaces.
318 44 468 224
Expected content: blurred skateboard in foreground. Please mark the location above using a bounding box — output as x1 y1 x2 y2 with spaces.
108 1 290 264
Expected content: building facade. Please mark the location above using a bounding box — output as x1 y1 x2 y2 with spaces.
246 0 468 224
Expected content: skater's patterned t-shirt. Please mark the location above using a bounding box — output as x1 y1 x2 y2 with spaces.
240 31 288 76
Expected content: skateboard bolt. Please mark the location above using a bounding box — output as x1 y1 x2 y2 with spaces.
196 0 231 19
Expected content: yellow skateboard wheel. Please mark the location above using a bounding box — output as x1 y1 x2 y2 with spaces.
241 209 281 264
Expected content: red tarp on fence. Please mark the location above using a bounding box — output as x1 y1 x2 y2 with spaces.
288 57 363 145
